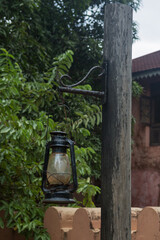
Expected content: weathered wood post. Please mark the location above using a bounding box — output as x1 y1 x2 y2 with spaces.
101 3 132 240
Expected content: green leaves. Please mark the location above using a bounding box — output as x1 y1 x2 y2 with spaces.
0 50 55 239
77 179 101 207
0 199 50 239
53 50 74 76
0 127 11 133
132 80 143 98
0 218 4 229
0 47 102 238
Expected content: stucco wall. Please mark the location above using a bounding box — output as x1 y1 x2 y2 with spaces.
2 207 160 240
43 207 160 240
132 169 160 207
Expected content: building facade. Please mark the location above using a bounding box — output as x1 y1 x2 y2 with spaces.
132 50 160 207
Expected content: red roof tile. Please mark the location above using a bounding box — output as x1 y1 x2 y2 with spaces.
132 50 160 73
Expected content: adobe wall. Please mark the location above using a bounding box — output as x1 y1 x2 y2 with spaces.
2 207 160 240
132 78 160 207
43 206 160 240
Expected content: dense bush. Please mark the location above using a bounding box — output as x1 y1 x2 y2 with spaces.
0 49 102 239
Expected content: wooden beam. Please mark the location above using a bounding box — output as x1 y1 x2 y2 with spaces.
101 3 132 240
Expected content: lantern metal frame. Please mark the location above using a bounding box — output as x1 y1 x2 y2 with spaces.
42 131 78 204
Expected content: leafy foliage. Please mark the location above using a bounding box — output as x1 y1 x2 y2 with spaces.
0 48 102 238
0 0 141 82
0 49 55 239
132 80 143 97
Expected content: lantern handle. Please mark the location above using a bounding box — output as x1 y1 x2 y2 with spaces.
66 138 78 192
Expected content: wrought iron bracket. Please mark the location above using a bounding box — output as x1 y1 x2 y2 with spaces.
58 63 107 104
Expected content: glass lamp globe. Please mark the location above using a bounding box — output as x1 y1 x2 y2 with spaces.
47 152 71 185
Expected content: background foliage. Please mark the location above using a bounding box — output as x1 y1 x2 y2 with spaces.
0 0 142 239
0 0 141 80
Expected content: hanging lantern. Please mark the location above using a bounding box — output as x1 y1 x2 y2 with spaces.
42 131 78 204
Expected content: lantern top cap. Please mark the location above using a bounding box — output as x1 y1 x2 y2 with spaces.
50 131 67 137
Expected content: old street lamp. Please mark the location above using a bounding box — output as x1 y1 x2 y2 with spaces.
42 131 78 204
41 67 104 204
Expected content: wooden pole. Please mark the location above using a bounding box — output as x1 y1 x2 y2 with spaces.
101 3 132 240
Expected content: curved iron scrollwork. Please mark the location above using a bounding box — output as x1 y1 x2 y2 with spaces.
60 66 104 88
58 64 107 104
